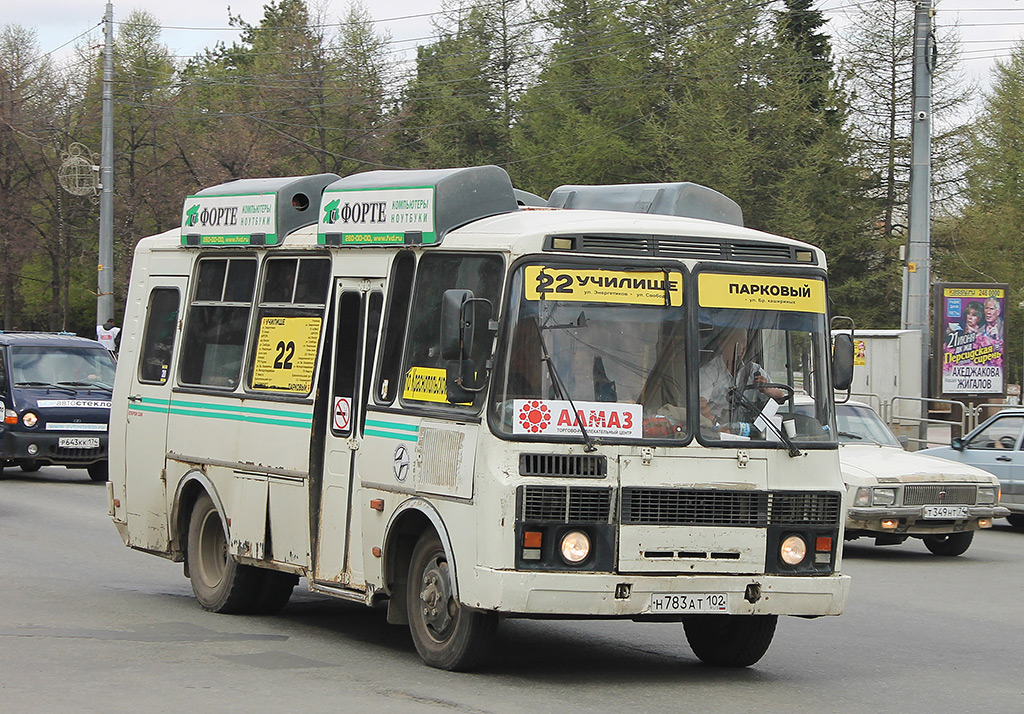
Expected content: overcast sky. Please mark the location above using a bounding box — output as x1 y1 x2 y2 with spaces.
9 0 1024 98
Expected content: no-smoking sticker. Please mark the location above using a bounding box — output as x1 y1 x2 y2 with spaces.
333 396 352 431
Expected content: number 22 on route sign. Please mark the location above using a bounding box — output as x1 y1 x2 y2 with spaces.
333 396 352 432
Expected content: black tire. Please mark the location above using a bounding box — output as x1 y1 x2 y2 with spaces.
251 569 298 615
19 460 40 473
922 531 974 556
683 614 777 667
407 533 497 671
1007 514 1024 531
186 492 260 613
87 462 109 482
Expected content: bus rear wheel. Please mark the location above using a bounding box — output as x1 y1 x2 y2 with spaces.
187 492 259 613
683 614 777 667
407 533 497 671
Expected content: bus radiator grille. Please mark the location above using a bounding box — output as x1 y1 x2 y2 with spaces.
620 489 842 528
519 486 615 524
518 453 607 478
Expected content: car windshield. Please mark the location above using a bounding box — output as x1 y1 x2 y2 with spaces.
10 346 116 389
795 402 901 447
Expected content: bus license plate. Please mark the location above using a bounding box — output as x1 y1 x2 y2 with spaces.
58 437 99 449
923 505 969 519
649 593 728 613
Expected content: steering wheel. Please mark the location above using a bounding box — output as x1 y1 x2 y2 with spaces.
999 435 1017 449
731 381 795 411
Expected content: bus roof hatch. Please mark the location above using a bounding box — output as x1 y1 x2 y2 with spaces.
317 165 519 247
181 173 340 247
546 182 744 227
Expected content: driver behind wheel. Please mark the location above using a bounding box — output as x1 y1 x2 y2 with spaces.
699 326 784 438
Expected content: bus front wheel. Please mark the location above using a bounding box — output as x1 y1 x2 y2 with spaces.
187 492 259 613
406 533 497 671
683 614 777 667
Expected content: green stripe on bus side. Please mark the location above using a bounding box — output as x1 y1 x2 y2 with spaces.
172 399 311 421
364 419 420 433
167 406 310 428
364 428 419 442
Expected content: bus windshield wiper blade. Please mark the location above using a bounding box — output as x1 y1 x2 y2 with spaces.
534 317 597 453
15 381 77 393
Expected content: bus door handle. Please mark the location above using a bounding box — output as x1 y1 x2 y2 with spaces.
128 394 143 402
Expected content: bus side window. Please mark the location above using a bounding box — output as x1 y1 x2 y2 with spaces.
361 292 383 433
180 257 256 389
376 252 415 405
401 253 504 409
138 288 180 385
332 291 361 436
247 255 330 395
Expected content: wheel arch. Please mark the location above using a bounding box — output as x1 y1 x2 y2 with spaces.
171 470 228 563
382 497 457 625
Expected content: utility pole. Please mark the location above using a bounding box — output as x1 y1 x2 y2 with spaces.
903 0 932 445
97 1 115 326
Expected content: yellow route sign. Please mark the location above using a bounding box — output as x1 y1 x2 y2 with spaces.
251 316 322 392
698 273 826 313
524 266 682 306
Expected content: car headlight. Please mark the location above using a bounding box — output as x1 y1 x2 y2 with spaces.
22 411 39 428
780 534 808 565
977 486 998 505
559 530 591 564
871 487 897 506
853 487 871 507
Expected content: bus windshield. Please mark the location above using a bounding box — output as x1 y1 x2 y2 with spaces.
490 263 836 447
10 346 116 390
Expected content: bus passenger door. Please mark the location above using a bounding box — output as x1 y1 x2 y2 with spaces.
123 280 184 552
314 281 383 586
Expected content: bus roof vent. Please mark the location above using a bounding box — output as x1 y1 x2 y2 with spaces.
317 165 519 247
547 182 744 227
180 173 340 247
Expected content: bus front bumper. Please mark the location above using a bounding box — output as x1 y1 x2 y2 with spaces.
464 568 850 618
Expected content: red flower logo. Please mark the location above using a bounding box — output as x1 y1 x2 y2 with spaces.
519 400 551 433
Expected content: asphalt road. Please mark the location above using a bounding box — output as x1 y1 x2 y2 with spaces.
1 465 1021 713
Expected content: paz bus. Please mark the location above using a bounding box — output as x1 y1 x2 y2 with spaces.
109 165 855 671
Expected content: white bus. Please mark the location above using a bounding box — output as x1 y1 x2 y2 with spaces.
110 166 855 671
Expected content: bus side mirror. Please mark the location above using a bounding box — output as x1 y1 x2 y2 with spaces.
832 332 854 392
441 289 475 361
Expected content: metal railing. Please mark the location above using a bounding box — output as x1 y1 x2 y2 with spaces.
888 396 969 450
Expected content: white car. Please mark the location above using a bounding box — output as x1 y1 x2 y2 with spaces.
795 399 1008 556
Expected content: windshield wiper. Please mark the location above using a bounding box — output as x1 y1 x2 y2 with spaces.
838 431 863 440
57 380 112 390
730 388 802 458
14 381 77 394
533 316 597 453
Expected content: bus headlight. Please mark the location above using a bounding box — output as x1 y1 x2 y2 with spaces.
871 488 897 506
559 530 591 564
22 411 39 428
780 535 807 565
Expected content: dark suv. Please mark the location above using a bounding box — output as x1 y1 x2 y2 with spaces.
0 333 116 481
